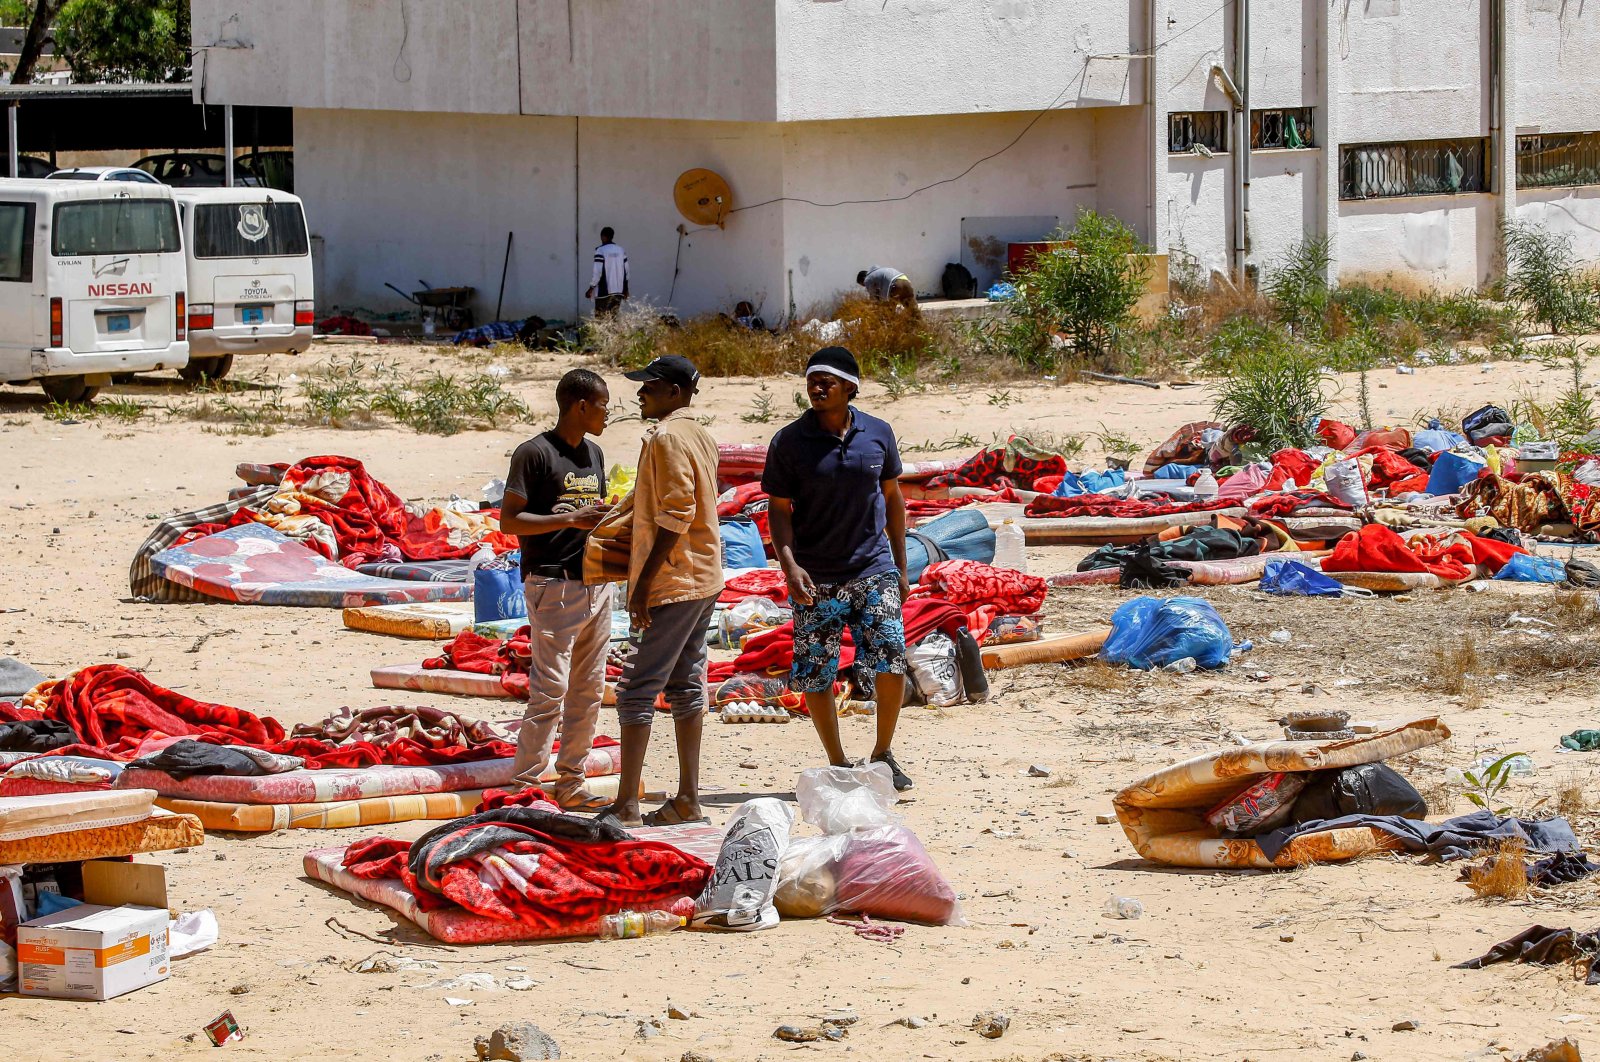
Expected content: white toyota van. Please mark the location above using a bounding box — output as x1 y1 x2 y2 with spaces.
173 187 314 381
0 179 188 402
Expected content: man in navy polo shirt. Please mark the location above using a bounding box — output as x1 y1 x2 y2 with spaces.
763 346 914 790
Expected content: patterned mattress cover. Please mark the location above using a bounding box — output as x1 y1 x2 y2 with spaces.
0 789 156 842
116 746 623 805
159 774 628 832
370 664 514 698
0 808 202 864
150 523 471 608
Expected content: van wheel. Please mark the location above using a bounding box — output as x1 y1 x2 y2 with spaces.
180 355 234 384
40 376 99 404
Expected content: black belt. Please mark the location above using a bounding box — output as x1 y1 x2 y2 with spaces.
529 565 576 580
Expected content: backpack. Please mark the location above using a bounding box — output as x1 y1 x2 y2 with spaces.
1462 404 1513 445
941 262 977 300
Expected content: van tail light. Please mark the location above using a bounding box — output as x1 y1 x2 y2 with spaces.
294 299 315 327
49 297 62 347
176 292 187 341
188 303 214 331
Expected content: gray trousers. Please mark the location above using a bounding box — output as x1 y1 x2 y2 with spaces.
613 594 720 728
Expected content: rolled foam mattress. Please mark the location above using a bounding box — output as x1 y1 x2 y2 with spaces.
371 663 513 698
1111 716 1450 869
343 602 475 639
1046 550 1330 588
1018 509 1248 545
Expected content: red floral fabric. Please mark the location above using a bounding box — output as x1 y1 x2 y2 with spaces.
910 561 1046 633
1022 494 1237 519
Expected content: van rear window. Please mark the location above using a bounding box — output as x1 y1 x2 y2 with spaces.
52 199 180 256
0 202 34 282
193 201 308 259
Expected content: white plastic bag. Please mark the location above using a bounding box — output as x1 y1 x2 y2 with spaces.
693 798 794 932
1323 458 1369 507
780 764 965 926
907 632 965 707
796 763 899 834
718 597 789 648
169 909 219 958
774 825 966 926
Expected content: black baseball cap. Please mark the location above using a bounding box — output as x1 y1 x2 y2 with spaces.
806 346 860 385
624 354 701 390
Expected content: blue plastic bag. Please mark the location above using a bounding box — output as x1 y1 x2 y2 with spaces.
1099 596 1234 671
987 282 1019 302
474 551 527 623
1493 553 1567 583
719 518 767 570
1425 450 1486 497
1053 468 1128 498
1260 558 1345 597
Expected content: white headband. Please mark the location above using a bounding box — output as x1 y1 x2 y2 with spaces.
806 365 860 386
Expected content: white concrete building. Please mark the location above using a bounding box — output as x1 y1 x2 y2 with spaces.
190 0 1600 324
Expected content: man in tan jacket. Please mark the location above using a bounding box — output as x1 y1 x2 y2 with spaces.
604 355 723 828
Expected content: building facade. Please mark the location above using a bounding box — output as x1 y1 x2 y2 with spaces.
190 0 1600 323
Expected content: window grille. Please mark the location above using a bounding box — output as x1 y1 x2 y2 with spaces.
1339 138 1488 200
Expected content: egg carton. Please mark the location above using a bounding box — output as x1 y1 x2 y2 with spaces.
718 701 792 724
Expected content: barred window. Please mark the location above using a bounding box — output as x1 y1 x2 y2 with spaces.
1252 107 1314 149
1517 132 1600 189
1169 112 1228 154
1339 138 1488 200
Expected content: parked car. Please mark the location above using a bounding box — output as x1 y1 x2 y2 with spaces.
131 153 229 187
234 150 294 192
13 156 54 178
47 166 160 184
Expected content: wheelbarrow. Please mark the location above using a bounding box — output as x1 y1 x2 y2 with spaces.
385 282 476 333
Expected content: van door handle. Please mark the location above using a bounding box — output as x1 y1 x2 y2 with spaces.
93 306 143 315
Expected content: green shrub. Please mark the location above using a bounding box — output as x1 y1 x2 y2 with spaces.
1209 330 1328 450
1503 221 1600 334
1265 236 1331 336
1008 208 1150 369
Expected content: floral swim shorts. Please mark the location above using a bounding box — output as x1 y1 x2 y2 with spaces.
789 569 906 693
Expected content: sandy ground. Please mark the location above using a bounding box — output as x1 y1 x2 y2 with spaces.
0 344 1597 1061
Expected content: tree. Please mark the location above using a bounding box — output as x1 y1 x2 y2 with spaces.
7 0 63 85
55 0 190 83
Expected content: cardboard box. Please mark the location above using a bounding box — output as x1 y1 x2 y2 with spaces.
17 903 170 1000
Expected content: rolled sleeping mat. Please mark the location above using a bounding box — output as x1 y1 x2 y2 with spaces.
981 628 1111 670
906 508 997 582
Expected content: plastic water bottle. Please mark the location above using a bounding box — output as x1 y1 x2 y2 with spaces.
1104 895 1144 920
994 519 1028 573
598 910 685 940
1162 657 1197 674
1192 469 1219 500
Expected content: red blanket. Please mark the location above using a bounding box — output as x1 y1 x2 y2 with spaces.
343 788 711 927
911 561 1046 633
1322 525 1524 579
716 482 772 540
927 446 1067 492
1023 494 1237 519
1263 449 1323 492
718 568 789 605
181 455 517 568
19 664 519 768
1249 491 1353 518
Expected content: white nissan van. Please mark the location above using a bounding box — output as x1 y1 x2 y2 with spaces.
173 188 314 381
0 179 188 402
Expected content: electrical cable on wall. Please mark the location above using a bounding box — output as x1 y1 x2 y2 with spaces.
393 0 413 83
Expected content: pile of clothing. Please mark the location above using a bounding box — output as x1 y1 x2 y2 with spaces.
1321 524 1525 581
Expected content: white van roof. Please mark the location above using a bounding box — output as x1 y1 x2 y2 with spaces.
172 186 303 206
0 177 178 204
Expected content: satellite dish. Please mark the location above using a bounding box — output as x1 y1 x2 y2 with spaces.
674 168 733 228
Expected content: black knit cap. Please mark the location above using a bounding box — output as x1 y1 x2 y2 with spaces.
805 346 860 384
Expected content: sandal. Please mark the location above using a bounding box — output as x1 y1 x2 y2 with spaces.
555 788 613 812
597 805 644 829
641 797 709 827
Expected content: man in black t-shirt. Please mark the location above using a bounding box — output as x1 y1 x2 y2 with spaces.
499 369 614 808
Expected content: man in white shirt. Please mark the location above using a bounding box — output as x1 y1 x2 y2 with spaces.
586 227 630 316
